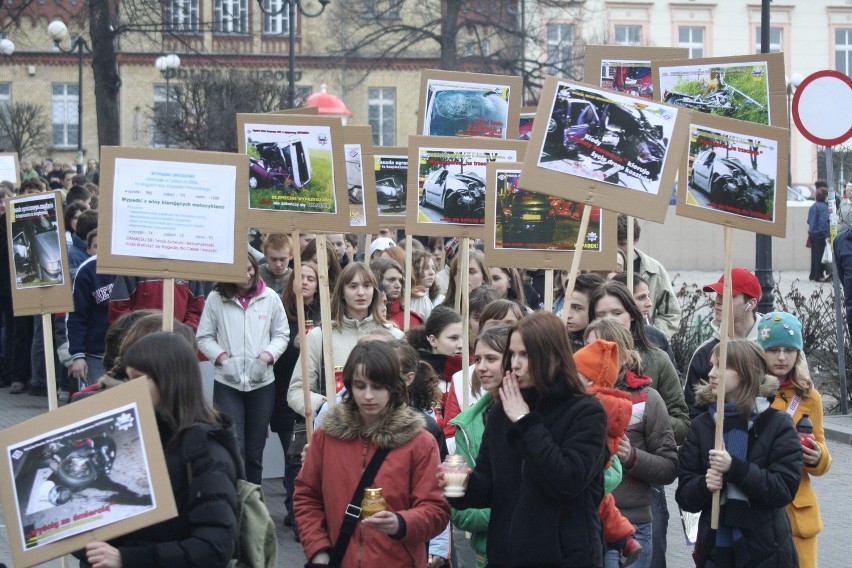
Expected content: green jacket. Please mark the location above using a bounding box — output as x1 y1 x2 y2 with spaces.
639 346 691 445
450 392 493 568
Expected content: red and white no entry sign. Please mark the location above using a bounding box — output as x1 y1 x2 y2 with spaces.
792 70 852 147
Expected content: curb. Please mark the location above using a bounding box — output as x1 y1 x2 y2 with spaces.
823 415 852 446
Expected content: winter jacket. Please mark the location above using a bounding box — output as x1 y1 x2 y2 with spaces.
771 381 832 567
67 232 89 279
67 256 115 359
196 280 289 392
638 346 690 444
286 315 403 417
409 294 434 320
270 300 320 433
295 402 450 568
684 315 762 419
258 263 291 295
451 389 609 567
675 379 802 568
635 249 681 338
450 392 494 568
611 371 678 525
79 417 240 568
108 277 206 330
834 228 852 332
418 350 465 440
807 200 829 239
388 298 424 330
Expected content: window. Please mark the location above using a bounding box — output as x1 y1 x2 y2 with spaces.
837 28 852 77
263 0 292 35
547 24 574 74
215 0 248 34
368 88 395 146
364 0 402 20
165 0 199 33
614 24 641 46
678 26 704 58
52 84 78 148
464 38 491 57
755 27 782 53
151 84 181 147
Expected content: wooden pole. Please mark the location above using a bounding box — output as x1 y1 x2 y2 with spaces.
162 277 174 332
710 226 734 529
315 234 336 408
543 269 554 313
460 238 471 411
43 314 58 412
560 206 592 325
292 231 313 441
404 235 413 331
626 216 635 294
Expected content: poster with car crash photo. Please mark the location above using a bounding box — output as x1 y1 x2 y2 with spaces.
0 379 175 568
520 77 688 223
653 53 788 127
374 147 409 225
237 113 351 233
483 163 618 270
343 126 379 234
406 136 526 239
418 70 522 139
677 113 788 237
584 45 688 101
5 191 73 316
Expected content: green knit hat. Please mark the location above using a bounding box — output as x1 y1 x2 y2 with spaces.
757 311 803 351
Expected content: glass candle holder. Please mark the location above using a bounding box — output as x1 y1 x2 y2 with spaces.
441 454 468 498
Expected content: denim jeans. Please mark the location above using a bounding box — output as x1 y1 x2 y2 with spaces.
213 381 275 485
649 484 669 568
604 521 653 568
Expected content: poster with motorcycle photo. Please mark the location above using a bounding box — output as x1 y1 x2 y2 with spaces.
483 163 618 271
343 126 379 234
520 77 689 223
677 114 788 237
0 379 175 568
237 113 351 233
374 147 409 225
584 45 688 101
5 191 73 317
418 70 523 139
653 53 788 127
406 136 527 239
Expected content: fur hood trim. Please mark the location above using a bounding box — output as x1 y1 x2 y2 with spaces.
694 374 779 406
321 401 426 449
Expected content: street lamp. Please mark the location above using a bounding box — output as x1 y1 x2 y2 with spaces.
0 38 14 56
47 20 89 174
256 0 331 109
155 54 181 148
786 73 804 188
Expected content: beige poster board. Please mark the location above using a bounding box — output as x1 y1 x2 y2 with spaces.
484 163 617 270
0 379 176 568
519 76 690 223
237 113 350 233
97 147 248 283
653 53 787 127
343 126 379 234
676 113 788 237
406 136 526 239
6 191 73 316
0 152 19 185
374 146 409 226
266 107 319 115
418 70 523 140
584 45 689 101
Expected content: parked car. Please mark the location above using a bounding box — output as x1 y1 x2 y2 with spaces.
787 185 814 205
689 148 771 212
420 168 486 220
375 175 405 209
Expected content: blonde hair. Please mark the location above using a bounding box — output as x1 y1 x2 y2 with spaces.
789 352 814 398
584 316 644 375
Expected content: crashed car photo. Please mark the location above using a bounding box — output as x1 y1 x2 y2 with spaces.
420 168 486 222
375 175 406 211
690 148 772 216
248 139 311 191
12 214 64 288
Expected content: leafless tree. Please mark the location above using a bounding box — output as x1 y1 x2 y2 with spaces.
0 102 50 158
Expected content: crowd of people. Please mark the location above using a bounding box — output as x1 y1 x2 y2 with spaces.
0 162 836 567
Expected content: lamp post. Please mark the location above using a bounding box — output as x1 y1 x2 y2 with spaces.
256 0 331 109
47 20 89 174
155 54 181 148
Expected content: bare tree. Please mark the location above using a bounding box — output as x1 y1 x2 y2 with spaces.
0 102 50 158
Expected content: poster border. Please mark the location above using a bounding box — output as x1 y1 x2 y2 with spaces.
342 125 379 235
0 379 177 568
584 45 689 101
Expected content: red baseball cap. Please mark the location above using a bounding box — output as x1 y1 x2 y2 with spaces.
702 268 762 300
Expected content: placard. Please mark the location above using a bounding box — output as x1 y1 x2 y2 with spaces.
97 147 247 283
0 379 176 568
0 152 19 185
374 147 409 226
5 191 73 316
518 106 536 140
406 136 526 238
584 45 689 100
676 113 788 237
484 163 617 270
418 70 523 139
237 113 350 233
519 77 689 223
654 53 787 127
343 126 379 234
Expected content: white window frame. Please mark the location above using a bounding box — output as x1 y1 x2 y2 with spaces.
546 23 574 75
368 87 396 147
165 0 199 33
215 0 248 34
678 26 705 59
754 26 783 53
835 28 852 76
263 0 292 35
52 83 78 149
614 24 642 46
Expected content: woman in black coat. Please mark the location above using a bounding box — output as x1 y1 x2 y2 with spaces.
676 340 802 568
444 312 609 568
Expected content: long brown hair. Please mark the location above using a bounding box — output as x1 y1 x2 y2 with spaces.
342 341 408 412
331 261 388 327
215 253 260 299
444 249 490 308
282 261 319 322
710 339 770 420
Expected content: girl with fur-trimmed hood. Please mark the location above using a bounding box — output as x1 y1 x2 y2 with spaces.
294 341 450 567
676 339 802 568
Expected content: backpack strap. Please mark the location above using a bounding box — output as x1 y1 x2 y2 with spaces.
328 447 391 567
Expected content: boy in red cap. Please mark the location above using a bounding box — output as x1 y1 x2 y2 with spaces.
575 339 642 566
